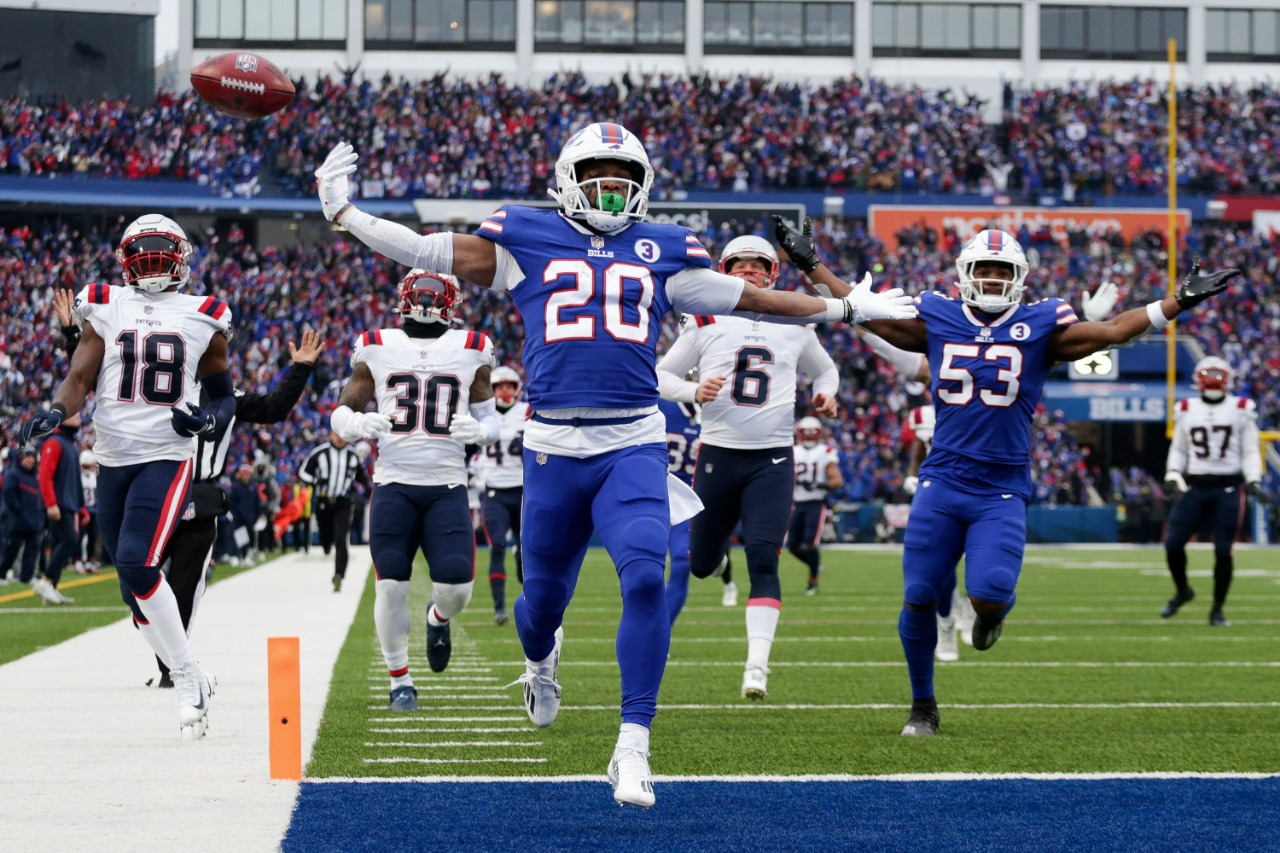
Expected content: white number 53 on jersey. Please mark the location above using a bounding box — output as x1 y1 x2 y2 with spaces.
936 343 1023 408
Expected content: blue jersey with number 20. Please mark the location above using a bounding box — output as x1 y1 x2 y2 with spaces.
918 291 1078 499
476 206 713 410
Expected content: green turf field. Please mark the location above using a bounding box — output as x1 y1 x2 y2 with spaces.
0 557 267 665
306 545 1280 778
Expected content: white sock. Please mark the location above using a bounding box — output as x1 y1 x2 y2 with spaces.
618 722 650 752
427 605 447 627
390 672 414 689
375 579 411 675
745 604 781 670
134 577 194 673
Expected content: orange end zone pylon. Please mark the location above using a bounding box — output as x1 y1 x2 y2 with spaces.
268 636 302 780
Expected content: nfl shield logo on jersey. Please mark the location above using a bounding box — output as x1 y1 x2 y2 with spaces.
536 452 548 465
591 236 605 249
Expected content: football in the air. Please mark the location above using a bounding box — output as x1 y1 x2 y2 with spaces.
190 52 295 120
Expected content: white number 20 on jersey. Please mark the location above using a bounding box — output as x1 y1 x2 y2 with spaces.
543 260 655 344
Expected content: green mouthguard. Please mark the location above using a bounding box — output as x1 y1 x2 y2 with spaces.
598 192 626 213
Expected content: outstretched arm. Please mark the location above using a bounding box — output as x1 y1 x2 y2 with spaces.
1050 264 1240 362
317 142 497 285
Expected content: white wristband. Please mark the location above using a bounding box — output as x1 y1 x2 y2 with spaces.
330 404 358 440
823 297 852 323
1146 301 1170 330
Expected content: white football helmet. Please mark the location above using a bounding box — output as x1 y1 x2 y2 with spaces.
550 122 653 234
909 405 936 446
398 269 460 325
796 416 823 447
491 365 522 407
115 213 192 292
719 236 780 288
955 229 1029 311
1192 356 1232 402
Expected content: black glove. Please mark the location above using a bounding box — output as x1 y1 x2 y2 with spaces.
771 214 820 273
1175 260 1242 309
170 402 218 437
1246 481 1274 506
19 406 64 447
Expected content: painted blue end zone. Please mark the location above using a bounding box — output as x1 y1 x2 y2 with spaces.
284 778 1280 851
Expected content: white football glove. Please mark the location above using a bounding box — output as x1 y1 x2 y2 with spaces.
844 273 918 323
351 411 392 440
904 475 919 496
316 142 358 221
1082 280 1119 322
1163 471 1189 494
449 413 487 444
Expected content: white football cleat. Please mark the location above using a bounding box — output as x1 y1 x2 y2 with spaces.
935 614 959 662
510 627 562 727
721 580 738 607
741 664 769 700
173 662 212 740
608 746 655 808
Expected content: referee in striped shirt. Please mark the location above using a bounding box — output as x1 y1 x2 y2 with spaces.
299 431 370 591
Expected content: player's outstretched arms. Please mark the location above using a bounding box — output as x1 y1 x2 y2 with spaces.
316 142 497 286
1050 263 1242 362
734 272 917 325
330 363 391 441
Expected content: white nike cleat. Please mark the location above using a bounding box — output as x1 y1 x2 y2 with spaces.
30 578 68 605
608 746 655 808
741 664 769 700
509 627 563 727
721 580 738 607
173 662 211 740
935 614 959 662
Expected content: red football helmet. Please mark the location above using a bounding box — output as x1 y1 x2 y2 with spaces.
398 269 460 325
796 416 823 447
1193 356 1232 402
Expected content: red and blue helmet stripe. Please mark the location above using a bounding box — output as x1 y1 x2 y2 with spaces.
598 122 627 149
986 230 1003 252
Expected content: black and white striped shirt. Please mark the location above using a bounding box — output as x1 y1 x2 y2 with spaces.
299 442 365 500
192 363 316 483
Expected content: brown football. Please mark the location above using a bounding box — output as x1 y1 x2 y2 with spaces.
190 52 295 120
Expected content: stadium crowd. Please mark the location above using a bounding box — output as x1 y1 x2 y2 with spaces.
5 74 1280 198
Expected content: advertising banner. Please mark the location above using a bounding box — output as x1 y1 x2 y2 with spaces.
870 205 1191 247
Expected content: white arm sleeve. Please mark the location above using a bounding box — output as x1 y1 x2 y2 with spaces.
1165 416 1189 474
667 266 745 316
337 206 455 274
861 329 926 380
1242 404 1263 483
656 331 700 402
799 332 839 398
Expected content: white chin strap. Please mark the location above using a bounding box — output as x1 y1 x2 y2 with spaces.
133 275 177 292
1202 390 1226 402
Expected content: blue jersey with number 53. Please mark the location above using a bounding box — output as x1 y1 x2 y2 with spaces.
476 206 713 410
918 291 1078 498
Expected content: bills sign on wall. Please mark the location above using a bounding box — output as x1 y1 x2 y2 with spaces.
869 205 1192 247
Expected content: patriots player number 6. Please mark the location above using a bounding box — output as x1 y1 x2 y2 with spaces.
386 372 461 436
936 343 1023 408
116 330 186 406
543 260 654 344
732 346 773 407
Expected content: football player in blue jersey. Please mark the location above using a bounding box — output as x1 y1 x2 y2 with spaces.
775 216 1240 738
659 392 701 625
314 123 916 806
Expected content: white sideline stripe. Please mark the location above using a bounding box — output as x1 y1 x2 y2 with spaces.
367 715 525 723
363 757 547 765
407 701 1280 712
369 727 531 733
365 741 541 748
368 686 507 692
539 660 1280 668
309 770 1280 784
0 547 374 851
